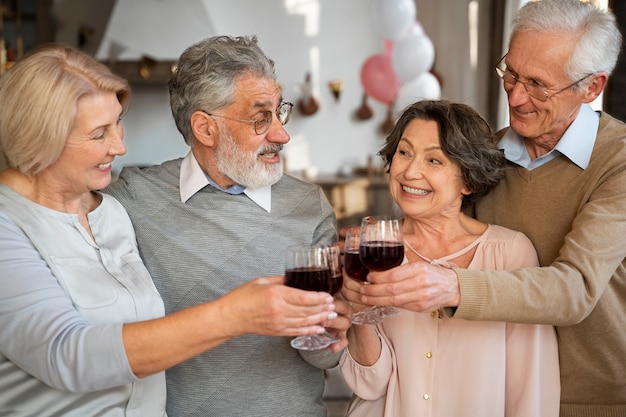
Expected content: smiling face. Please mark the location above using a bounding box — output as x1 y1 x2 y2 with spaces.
207 73 290 189
389 118 470 221
46 92 125 196
504 30 587 153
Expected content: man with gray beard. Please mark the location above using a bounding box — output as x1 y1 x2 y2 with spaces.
105 35 352 417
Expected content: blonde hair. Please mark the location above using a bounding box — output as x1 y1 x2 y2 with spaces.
0 44 130 174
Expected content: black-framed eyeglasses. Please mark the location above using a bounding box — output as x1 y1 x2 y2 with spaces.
204 101 294 135
495 54 592 102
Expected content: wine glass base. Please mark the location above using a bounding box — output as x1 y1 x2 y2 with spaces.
376 306 400 318
352 306 400 324
291 333 339 351
351 309 384 325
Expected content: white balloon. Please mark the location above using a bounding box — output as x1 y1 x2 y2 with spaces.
372 0 417 40
393 72 441 115
408 20 425 36
391 33 435 83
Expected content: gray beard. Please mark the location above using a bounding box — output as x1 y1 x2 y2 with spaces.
216 130 284 189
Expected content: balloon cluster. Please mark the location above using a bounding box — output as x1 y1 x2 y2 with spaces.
360 0 441 116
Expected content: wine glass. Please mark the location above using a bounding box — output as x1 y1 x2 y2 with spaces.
359 215 404 319
326 244 344 297
285 244 339 350
313 245 344 346
343 227 383 325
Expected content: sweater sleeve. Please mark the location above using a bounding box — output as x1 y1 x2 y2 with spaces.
454 127 626 326
0 213 136 392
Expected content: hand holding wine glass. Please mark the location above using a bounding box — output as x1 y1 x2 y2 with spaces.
359 215 404 319
285 245 340 350
343 227 383 325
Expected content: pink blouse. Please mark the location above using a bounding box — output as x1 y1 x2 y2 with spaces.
339 225 560 417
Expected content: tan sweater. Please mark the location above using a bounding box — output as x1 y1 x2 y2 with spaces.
456 111 626 417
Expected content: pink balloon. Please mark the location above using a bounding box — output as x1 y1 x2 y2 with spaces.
360 53 400 106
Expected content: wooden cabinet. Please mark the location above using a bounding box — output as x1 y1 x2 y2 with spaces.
313 175 399 229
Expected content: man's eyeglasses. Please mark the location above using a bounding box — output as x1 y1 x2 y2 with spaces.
205 101 294 135
495 54 592 102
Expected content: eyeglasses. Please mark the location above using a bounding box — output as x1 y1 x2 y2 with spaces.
205 101 294 135
495 54 592 102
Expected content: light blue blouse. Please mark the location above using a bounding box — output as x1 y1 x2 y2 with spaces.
0 184 166 416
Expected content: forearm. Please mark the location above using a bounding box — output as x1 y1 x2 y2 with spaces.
346 325 382 366
123 301 231 378
339 328 392 400
124 278 339 378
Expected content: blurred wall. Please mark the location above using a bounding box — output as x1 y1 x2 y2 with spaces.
1 0 494 175
98 0 494 176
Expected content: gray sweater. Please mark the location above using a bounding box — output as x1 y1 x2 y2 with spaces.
106 158 339 417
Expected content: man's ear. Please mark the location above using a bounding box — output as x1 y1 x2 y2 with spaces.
582 72 609 104
190 110 218 147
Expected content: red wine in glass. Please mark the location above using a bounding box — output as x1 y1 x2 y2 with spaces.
286 266 331 292
285 245 339 350
359 241 404 271
329 272 343 295
327 245 343 295
357 216 404 320
344 250 370 282
344 227 383 325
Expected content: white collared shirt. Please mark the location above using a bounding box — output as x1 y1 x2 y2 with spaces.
499 104 600 170
179 151 273 212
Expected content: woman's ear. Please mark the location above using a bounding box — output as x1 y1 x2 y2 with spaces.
582 72 608 104
190 110 217 147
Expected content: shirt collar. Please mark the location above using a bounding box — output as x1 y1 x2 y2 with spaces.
179 151 272 212
555 104 599 169
499 104 599 170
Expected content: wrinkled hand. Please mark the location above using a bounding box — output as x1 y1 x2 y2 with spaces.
342 260 461 313
219 276 337 338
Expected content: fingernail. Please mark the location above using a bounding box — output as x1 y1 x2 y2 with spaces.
327 312 338 320
325 296 334 303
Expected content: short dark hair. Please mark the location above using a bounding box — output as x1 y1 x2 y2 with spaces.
379 99 505 208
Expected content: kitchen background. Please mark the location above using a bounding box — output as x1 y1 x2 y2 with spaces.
0 0 528 177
